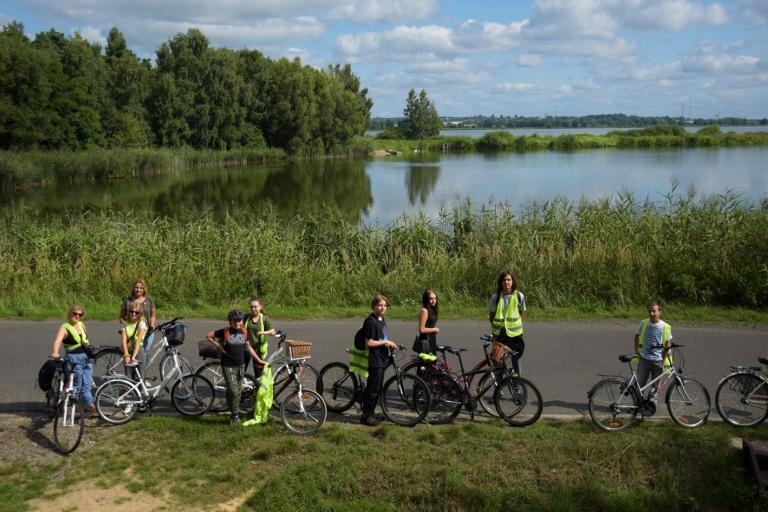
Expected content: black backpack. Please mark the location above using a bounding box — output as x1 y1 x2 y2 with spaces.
37 359 59 392
353 326 366 351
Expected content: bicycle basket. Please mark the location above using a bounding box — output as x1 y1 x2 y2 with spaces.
197 340 219 359
167 323 186 346
286 340 312 360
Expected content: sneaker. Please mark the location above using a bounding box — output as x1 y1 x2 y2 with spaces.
230 415 240 426
88 404 99 418
360 415 381 426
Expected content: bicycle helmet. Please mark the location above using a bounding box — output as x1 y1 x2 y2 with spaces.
228 309 245 322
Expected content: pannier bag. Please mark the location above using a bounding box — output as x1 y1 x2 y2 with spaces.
198 340 219 359
38 359 60 391
167 323 186 346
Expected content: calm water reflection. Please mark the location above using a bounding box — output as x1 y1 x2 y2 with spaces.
4 147 767 224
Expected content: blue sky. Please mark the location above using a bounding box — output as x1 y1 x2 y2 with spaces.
2 0 766 118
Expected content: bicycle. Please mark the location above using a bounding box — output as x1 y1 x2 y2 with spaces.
415 342 543 426
403 334 521 417
319 344 432 426
94 323 214 424
195 341 257 415
587 343 711 431
91 318 194 389
715 356 768 427
264 335 327 435
48 359 86 454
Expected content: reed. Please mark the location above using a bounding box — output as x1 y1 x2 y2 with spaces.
0 191 765 317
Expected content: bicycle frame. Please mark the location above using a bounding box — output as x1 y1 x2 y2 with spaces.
113 351 189 406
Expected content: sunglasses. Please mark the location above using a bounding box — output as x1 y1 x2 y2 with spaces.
72 312 84 318
129 310 141 315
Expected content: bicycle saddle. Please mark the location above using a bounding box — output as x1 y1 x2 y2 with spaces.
618 354 636 363
759 357 768 365
446 347 467 355
436 345 450 352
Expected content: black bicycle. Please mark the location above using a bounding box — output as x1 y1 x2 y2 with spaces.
319 345 432 426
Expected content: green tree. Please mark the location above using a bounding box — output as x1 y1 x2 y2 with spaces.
402 89 441 140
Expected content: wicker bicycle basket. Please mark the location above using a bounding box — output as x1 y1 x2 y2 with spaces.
286 340 312 360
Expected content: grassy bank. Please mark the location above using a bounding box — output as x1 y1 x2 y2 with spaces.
372 126 768 153
3 418 767 511
0 193 766 321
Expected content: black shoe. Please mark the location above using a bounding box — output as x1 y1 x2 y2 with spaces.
230 415 240 426
360 415 381 426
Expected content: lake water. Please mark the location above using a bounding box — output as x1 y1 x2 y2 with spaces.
5 147 767 225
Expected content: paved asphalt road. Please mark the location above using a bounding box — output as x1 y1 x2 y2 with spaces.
1 318 765 418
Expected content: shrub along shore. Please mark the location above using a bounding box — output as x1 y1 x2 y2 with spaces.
0 193 766 320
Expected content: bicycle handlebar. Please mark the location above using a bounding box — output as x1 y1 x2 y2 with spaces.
153 317 183 332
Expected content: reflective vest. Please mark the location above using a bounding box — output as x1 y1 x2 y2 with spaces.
419 353 437 362
633 319 673 370
124 321 144 352
245 315 267 359
491 292 523 338
62 322 88 352
348 347 369 378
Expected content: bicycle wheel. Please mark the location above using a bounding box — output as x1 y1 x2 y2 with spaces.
494 376 543 427
588 378 639 432
318 362 358 413
239 373 257 415
476 372 502 417
171 374 214 416
91 347 124 389
159 352 194 382
53 395 85 454
280 389 327 435
666 378 710 428
423 372 462 424
95 378 141 425
715 373 768 427
380 373 431 426
195 361 228 413
273 363 320 410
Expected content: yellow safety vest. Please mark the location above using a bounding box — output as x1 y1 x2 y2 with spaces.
124 321 144 352
62 322 88 352
633 319 673 370
348 347 369 378
491 292 523 338
245 314 268 359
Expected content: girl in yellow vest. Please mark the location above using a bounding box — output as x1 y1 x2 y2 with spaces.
634 302 673 390
488 271 526 375
122 301 148 378
244 298 274 382
51 305 97 417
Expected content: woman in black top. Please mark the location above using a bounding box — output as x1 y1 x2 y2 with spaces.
360 295 399 426
417 288 440 355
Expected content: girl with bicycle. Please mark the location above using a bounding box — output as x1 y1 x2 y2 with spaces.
51 305 97 417
122 301 148 377
488 271 526 374
119 279 157 353
207 310 261 426
244 298 274 382
416 289 440 355
360 295 399 426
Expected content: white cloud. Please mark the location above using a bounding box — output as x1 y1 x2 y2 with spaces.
0 13 12 27
74 25 106 45
517 54 543 66
336 25 454 60
454 18 528 49
608 0 728 31
737 0 768 25
558 85 573 94
498 82 535 91
326 0 438 23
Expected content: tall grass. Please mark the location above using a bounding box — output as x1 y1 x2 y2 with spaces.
372 129 768 154
0 147 287 187
0 191 766 317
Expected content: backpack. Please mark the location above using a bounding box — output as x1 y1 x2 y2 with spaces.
38 359 59 392
353 326 366 351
